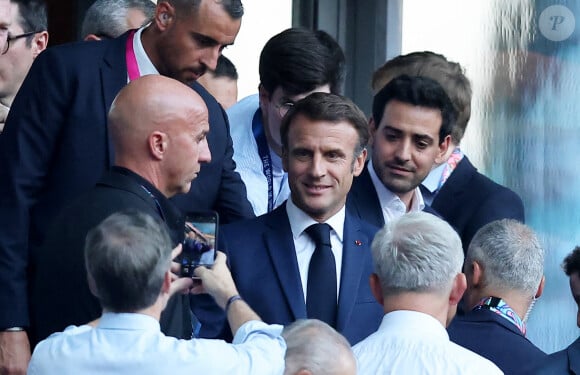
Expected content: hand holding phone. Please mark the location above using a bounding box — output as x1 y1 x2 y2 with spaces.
180 211 218 278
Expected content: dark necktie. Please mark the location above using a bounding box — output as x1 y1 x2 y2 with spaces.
305 223 337 326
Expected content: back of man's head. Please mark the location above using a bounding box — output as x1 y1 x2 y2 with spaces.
259 28 345 96
282 319 356 375
466 219 544 301
371 211 464 298
372 74 457 145
372 51 471 144
81 0 155 40
84 211 173 313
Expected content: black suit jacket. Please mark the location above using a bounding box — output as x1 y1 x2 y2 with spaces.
347 164 440 228
0 33 253 329
425 156 525 251
448 308 546 374
194 204 384 345
531 337 580 374
28 168 190 345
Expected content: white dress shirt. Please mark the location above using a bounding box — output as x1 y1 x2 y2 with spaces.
367 160 425 223
285 198 344 302
28 313 286 375
132 27 159 77
227 94 290 216
353 310 503 375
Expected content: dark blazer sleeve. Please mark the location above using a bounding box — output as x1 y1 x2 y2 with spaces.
0 47 74 328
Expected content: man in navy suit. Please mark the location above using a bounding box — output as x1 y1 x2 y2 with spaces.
347 74 455 228
0 0 252 372
448 219 546 374
533 246 580 374
196 93 384 345
372 51 525 252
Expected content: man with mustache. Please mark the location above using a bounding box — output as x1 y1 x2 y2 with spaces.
347 74 455 227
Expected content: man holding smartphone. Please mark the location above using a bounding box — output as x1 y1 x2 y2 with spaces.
28 75 211 346
28 211 286 375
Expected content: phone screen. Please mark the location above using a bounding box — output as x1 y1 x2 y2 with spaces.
180 211 218 278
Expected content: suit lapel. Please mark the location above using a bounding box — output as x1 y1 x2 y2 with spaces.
263 206 307 320
431 156 476 217
101 33 132 166
336 213 368 331
348 165 385 228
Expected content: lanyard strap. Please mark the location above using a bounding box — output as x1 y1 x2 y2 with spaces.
125 29 140 81
251 109 274 212
474 296 526 335
139 184 166 222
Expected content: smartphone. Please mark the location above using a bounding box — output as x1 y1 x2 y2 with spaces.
180 211 218 278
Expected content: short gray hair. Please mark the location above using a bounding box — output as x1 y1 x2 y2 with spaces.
282 319 354 375
466 219 544 298
81 0 155 39
84 210 173 312
371 212 464 296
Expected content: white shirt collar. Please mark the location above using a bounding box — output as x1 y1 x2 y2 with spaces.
285 197 344 242
422 162 447 193
133 27 159 77
367 160 425 214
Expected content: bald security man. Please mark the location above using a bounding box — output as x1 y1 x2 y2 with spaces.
28 75 211 346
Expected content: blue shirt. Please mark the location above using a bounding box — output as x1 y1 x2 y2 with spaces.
28 312 286 375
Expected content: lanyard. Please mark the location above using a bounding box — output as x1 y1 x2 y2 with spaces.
139 184 166 222
474 296 526 335
125 30 140 81
252 109 275 212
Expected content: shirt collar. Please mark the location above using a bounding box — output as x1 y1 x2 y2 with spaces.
286 198 345 242
422 162 447 193
367 160 425 212
98 312 160 332
133 27 159 76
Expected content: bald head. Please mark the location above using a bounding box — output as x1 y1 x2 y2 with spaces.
109 75 211 197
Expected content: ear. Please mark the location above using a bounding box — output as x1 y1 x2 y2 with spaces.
535 276 545 299
31 31 48 58
435 134 451 164
87 274 99 298
369 273 384 306
149 131 167 160
84 34 101 42
258 84 270 114
153 1 175 31
352 148 367 177
449 273 467 306
368 116 376 146
161 270 171 295
468 260 483 288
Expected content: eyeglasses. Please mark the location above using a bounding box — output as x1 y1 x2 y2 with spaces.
1 31 39 55
275 101 295 117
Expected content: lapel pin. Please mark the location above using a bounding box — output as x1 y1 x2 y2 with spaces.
354 240 362 246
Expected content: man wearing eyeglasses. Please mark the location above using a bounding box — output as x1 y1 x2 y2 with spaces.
227 28 345 216
0 0 47 134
